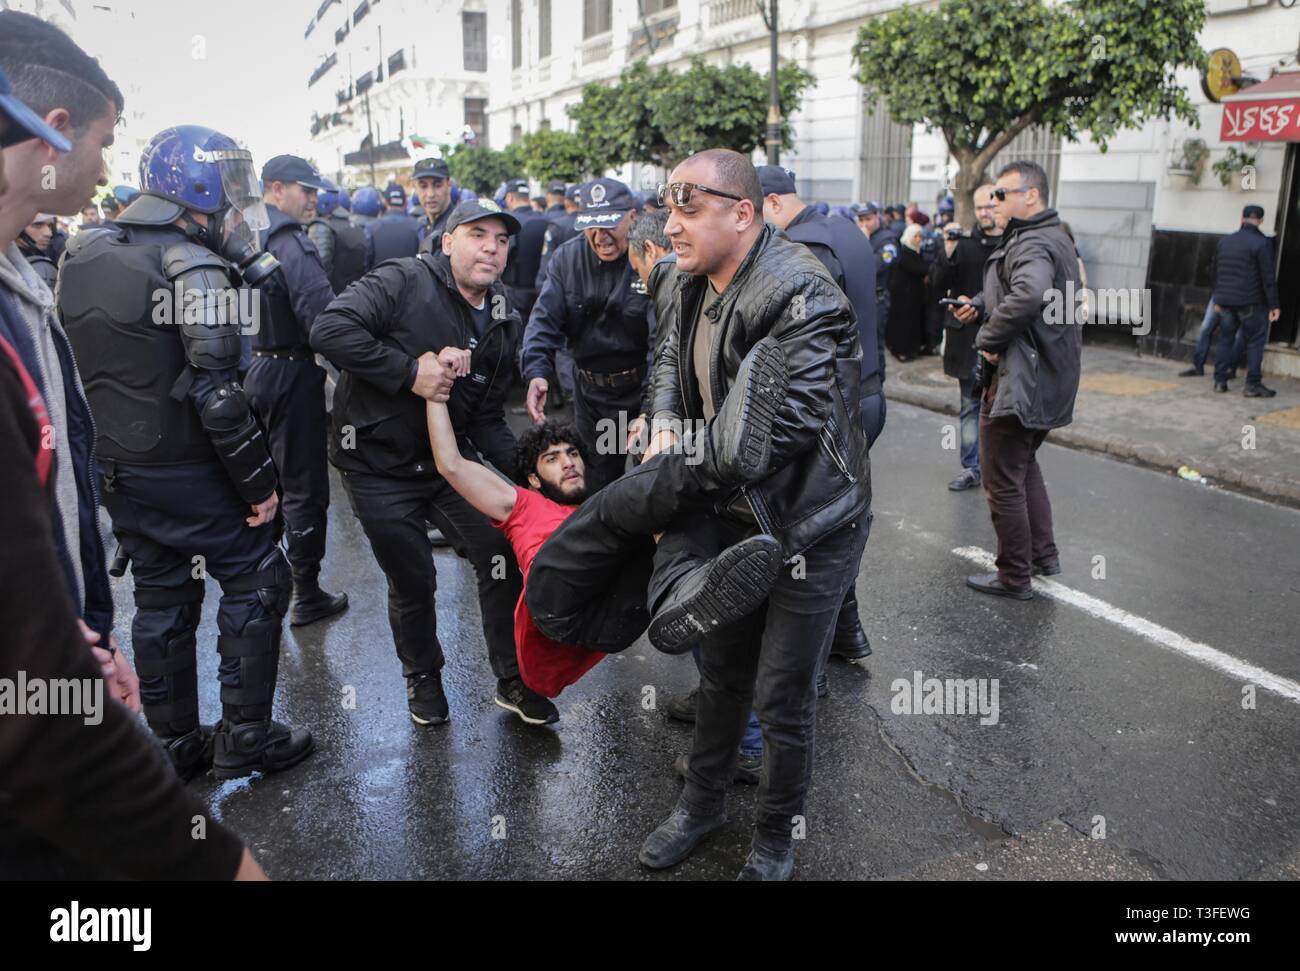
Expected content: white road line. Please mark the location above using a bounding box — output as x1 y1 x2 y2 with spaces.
952 546 1300 705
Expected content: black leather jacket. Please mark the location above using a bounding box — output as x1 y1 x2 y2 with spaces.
651 224 871 560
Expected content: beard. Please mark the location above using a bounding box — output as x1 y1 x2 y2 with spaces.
537 477 587 506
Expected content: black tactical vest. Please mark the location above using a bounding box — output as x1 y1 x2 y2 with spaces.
59 227 215 465
325 214 368 292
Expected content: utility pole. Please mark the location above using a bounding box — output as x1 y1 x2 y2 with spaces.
765 0 781 165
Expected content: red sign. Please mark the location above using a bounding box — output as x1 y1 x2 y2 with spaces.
1221 99 1300 142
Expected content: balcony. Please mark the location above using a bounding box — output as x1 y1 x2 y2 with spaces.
335 22 350 45
308 51 337 88
582 32 612 65
707 0 759 27
355 70 374 95
336 86 352 106
353 0 370 26
628 9 678 58
387 49 406 79
344 138 410 167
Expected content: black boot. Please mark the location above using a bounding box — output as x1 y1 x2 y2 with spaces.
736 838 795 881
829 589 872 661
638 800 727 869
289 574 349 626
157 725 215 782
648 534 783 655
212 717 315 780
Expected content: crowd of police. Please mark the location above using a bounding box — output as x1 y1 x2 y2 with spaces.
0 10 1084 882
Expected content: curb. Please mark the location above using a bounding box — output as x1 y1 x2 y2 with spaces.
885 381 1300 510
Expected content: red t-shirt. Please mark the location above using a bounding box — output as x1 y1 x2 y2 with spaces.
493 487 604 697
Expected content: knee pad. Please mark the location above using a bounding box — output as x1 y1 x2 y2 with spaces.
220 546 292 618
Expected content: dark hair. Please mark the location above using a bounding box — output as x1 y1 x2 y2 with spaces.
514 420 585 485
693 148 763 211
0 11 124 131
996 159 1049 206
629 206 669 259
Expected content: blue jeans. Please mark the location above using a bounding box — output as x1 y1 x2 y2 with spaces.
1193 298 1244 373
692 645 763 756
1214 305 1268 385
958 373 980 472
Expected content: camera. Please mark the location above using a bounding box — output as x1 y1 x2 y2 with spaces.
945 227 964 240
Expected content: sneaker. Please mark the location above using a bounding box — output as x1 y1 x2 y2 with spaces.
948 468 981 491
665 687 698 723
1177 366 1203 377
407 672 449 726
1244 383 1277 398
495 677 559 725
648 534 783 655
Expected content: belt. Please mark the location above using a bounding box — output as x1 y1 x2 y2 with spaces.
577 366 642 389
254 348 312 362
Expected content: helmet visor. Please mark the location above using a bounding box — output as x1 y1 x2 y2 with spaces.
195 146 268 233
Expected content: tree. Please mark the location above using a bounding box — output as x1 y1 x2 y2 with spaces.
519 129 593 185
568 58 816 172
854 0 1205 225
446 142 528 196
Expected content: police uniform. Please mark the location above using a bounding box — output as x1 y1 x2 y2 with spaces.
862 206 899 350
305 179 368 294
412 155 457 253
521 178 650 492
366 184 422 266
499 179 548 325
59 166 310 781
243 155 344 622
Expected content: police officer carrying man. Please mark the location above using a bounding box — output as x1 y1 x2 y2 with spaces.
59 125 314 780
412 155 456 249
367 183 422 266
500 177 547 324
854 201 899 354
311 198 559 728
245 154 348 626
306 178 368 294
523 178 649 492
760 166 880 673
15 212 57 289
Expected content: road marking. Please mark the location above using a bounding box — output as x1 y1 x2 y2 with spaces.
952 546 1300 704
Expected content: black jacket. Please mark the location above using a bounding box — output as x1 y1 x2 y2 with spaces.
934 227 1000 379
1212 223 1279 310
521 233 651 382
973 208 1082 430
310 251 520 478
366 210 422 267
651 224 870 560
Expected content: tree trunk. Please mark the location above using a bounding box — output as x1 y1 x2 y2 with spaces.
949 145 988 230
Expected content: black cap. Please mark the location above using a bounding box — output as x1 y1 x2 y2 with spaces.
565 183 583 203
851 201 880 217
546 179 567 195
413 156 450 180
1242 204 1265 220
574 178 637 229
444 198 521 236
503 178 530 197
384 183 406 206
261 154 328 190
756 165 798 196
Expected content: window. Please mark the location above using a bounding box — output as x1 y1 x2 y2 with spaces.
511 123 523 145
539 0 552 59
641 0 676 13
463 11 487 72
465 98 488 143
511 0 522 69
583 0 612 38
859 97 912 205
388 49 406 78
353 1 370 27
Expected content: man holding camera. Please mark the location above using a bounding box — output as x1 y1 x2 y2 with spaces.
951 161 1081 599
935 183 1001 492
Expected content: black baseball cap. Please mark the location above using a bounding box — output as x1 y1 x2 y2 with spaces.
261 154 328 190
575 178 637 229
1242 204 1265 219
444 198 521 236
756 165 798 196
851 201 881 217
546 179 567 195
565 183 583 203
384 183 406 206
503 178 530 197
413 156 451 180
0 65 71 151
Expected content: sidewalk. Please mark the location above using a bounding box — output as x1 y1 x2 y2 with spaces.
885 342 1300 507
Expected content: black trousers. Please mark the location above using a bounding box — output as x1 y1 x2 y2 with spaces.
103 461 284 734
245 356 330 583
342 469 522 681
572 373 643 493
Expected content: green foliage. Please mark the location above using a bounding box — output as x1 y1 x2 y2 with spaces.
853 0 1205 218
1212 145 1257 188
568 58 816 170
446 143 528 196
519 129 593 184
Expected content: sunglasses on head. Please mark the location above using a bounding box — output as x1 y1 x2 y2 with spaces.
993 186 1032 202
657 181 743 208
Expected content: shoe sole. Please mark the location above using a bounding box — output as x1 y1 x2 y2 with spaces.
409 710 449 726
638 817 727 869
212 738 316 780
494 695 558 726
948 479 981 492
730 341 789 478
649 537 783 654
289 598 350 627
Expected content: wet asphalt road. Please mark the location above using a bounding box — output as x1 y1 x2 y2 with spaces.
108 398 1300 880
